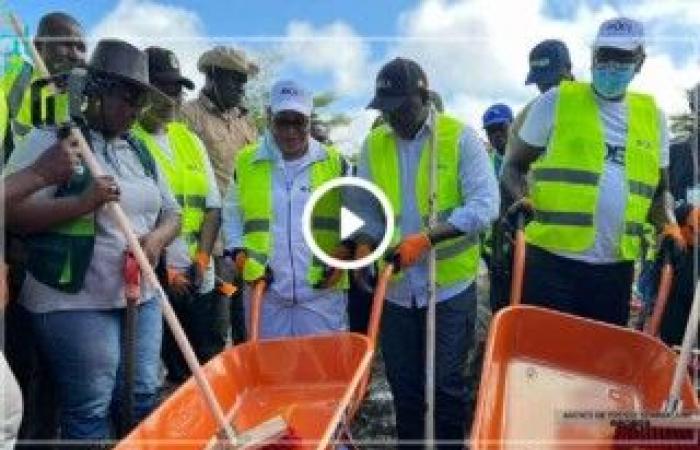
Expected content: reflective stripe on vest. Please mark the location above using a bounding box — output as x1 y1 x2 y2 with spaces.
526 81 661 260
235 143 348 288
366 114 480 286
133 121 209 257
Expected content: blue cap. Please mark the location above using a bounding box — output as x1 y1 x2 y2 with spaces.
482 103 513 128
525 39 571 85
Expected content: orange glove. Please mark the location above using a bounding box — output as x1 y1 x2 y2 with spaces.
682 208 700 247
167 267 191 296
190 250 210 289
233 250 247 275
194 250 210 271
395 233 431 268
662 223 687 252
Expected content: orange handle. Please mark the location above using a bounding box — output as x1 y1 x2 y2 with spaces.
644 261 673 336
509 228 526 306
249 280 266 342
366 264 393 350
349 263 393 419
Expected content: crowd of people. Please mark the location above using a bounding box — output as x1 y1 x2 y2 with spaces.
0 10 698 450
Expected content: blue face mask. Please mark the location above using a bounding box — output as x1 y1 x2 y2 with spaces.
591 63 636 99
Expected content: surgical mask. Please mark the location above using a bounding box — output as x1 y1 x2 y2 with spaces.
591 62 636 100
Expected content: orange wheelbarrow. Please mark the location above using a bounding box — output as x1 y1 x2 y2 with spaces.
116 264 394 449
471 216 700 449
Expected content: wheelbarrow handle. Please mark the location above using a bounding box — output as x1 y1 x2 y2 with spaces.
644 248 674 337
366 263 393 347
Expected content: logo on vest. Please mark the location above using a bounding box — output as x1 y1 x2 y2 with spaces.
635 139 652 150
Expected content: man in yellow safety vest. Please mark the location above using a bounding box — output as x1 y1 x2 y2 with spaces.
2 12 85 158
501 17 684 326
352 57 499 447
134 47 223 384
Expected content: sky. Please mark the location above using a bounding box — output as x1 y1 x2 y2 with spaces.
4 0 699 154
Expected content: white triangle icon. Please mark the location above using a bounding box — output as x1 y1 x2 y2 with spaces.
340 207 364 241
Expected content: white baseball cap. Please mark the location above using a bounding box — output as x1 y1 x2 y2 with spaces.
270 80 313 116
594 17 645 51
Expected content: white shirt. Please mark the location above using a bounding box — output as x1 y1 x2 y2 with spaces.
519 86 670 264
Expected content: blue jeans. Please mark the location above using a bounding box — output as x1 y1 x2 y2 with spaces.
30 299 162 440
381 284 476 449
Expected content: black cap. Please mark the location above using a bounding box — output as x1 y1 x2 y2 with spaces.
525 39 571 85
145 46 194 90
367 57 428 111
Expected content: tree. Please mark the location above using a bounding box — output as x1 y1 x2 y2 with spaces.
310 91 351 144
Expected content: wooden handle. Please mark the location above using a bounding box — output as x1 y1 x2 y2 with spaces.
249 280 266 342
8 13 237 443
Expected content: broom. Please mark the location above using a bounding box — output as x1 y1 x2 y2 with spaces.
612 274 700 448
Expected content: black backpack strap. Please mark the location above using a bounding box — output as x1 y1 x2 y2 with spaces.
124 132 158 182
7 61 33 119
2 121 13 164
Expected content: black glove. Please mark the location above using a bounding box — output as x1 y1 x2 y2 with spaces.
502 198 534 234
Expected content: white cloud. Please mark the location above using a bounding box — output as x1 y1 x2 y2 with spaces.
279 20 374 97
87 0 699 148
393 0 699 133
330 109 378 156
90 0 209 94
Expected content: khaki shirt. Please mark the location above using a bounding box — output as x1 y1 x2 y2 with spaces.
181 93 258 197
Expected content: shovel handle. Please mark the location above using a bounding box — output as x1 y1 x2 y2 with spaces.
249 280 266 342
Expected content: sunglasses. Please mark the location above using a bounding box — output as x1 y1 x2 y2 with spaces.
273 116 309 131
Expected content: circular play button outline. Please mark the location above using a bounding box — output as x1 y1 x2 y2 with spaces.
302 176 394 270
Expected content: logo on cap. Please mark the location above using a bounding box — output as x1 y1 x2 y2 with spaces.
377 77 393 89
280 87 300 96
530 58 551 68
604 19 633 33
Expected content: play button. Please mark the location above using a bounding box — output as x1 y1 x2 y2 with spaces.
302 177 394 270
340 207 364 241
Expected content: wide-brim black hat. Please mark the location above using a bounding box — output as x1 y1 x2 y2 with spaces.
88 39 170 102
